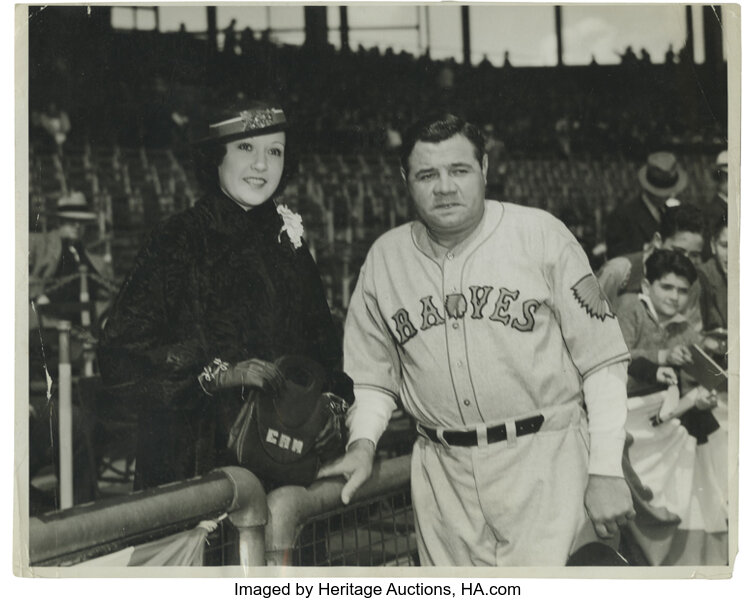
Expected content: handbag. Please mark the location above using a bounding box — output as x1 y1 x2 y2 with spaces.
227 355 347 488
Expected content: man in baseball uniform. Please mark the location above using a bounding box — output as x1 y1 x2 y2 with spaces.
318 114 635 566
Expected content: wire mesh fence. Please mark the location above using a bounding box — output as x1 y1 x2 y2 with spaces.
290 487 418 567
204 519 240 566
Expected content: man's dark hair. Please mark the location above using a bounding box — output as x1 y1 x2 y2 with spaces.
400 113 485 173
645 249 698 285
658 204 705 241
710 212 728 241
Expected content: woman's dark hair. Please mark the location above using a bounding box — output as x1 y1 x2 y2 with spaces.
193 99 296 199
400 113 485 173
645 249 698 286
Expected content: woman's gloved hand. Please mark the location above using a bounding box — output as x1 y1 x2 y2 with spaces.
199 358 284 397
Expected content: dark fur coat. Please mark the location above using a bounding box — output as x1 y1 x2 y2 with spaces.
98 192 349 489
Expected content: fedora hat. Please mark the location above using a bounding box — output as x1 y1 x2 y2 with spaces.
195 101 288 146
638 152 688 197
55 191 97 221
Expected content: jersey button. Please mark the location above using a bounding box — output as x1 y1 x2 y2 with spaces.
452 322 459 329
463 399 471 406
446 252 454 260
456 360 463 367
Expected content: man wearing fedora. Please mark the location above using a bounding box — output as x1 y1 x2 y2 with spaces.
29 191 113 324
605 151 688 260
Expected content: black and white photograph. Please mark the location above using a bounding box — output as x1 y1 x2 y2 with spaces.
13 0 741 583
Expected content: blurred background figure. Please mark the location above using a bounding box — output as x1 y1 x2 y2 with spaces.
32 101 72 154
605 151 688 259
703 149 728 261
482 122 506 199
30 191 113 326
698 213 728 336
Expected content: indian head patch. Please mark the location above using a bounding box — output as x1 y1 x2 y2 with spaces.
571 274 616 321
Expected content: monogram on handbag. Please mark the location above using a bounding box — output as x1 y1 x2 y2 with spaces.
227 355 346 488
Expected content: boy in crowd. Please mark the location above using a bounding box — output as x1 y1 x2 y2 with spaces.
614 249 702 395
598 204 705 325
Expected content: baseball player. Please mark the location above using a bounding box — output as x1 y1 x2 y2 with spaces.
318 114 635 566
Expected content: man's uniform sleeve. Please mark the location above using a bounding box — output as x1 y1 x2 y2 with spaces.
544 218 631 377
343 251 400 446
544 217 630 477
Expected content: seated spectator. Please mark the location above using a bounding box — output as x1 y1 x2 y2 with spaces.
598 204 705 327
614 250 702 395
30 192 113 326
615 250 726 565
35 101 72 154
482 122 506 199
605 151 687 259
694 214 729 553
703 150 728 261
698 214 728 334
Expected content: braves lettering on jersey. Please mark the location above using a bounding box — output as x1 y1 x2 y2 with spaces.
345 201 629 430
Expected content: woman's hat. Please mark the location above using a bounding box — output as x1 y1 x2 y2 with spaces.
55 191 97 221
195 103 288 145
638 152 688 197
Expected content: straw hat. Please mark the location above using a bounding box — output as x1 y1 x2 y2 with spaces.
638 152 688 197
55 191 97 221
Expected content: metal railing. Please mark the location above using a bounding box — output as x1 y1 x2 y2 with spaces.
265 454 415 566
27 455 415 568
28 466 267 567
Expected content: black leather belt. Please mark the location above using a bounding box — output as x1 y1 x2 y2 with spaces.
418 415 545 447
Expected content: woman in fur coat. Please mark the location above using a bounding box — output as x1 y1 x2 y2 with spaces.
98 101 351 490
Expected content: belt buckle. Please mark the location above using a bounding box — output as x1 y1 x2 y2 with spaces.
436 428 452 449
476 423 488 448
505 419 518 448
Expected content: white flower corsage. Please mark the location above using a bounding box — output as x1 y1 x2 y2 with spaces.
276 204 304 249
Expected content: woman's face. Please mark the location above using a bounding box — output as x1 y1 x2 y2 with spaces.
218 132 286 210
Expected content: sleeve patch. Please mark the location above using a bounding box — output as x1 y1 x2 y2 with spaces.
571 274 616 321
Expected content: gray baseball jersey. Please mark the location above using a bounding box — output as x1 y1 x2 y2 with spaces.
344 200 630 429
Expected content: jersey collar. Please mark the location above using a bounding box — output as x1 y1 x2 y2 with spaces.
411 200 503 264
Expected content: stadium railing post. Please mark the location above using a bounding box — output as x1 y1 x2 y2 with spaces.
57 320 74 510
265 455 412 566
219 466 269 567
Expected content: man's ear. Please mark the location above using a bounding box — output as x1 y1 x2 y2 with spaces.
651 232 663 250
641 278 651 295
481 153 489 183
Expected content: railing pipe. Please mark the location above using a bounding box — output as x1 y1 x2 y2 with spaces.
265 455 411 565
29 466 267 566
57 320 73 509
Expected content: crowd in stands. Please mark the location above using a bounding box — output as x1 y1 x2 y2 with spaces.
29 18 726 157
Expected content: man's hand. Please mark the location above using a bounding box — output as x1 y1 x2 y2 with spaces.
316 438 375 504
660 344 693 367
584 474 635 539
656 366 678 386
694 388 718 411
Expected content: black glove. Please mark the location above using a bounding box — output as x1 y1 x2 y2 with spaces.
198 358 284 397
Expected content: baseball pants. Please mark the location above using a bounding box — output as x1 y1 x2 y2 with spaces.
411 404 590 566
